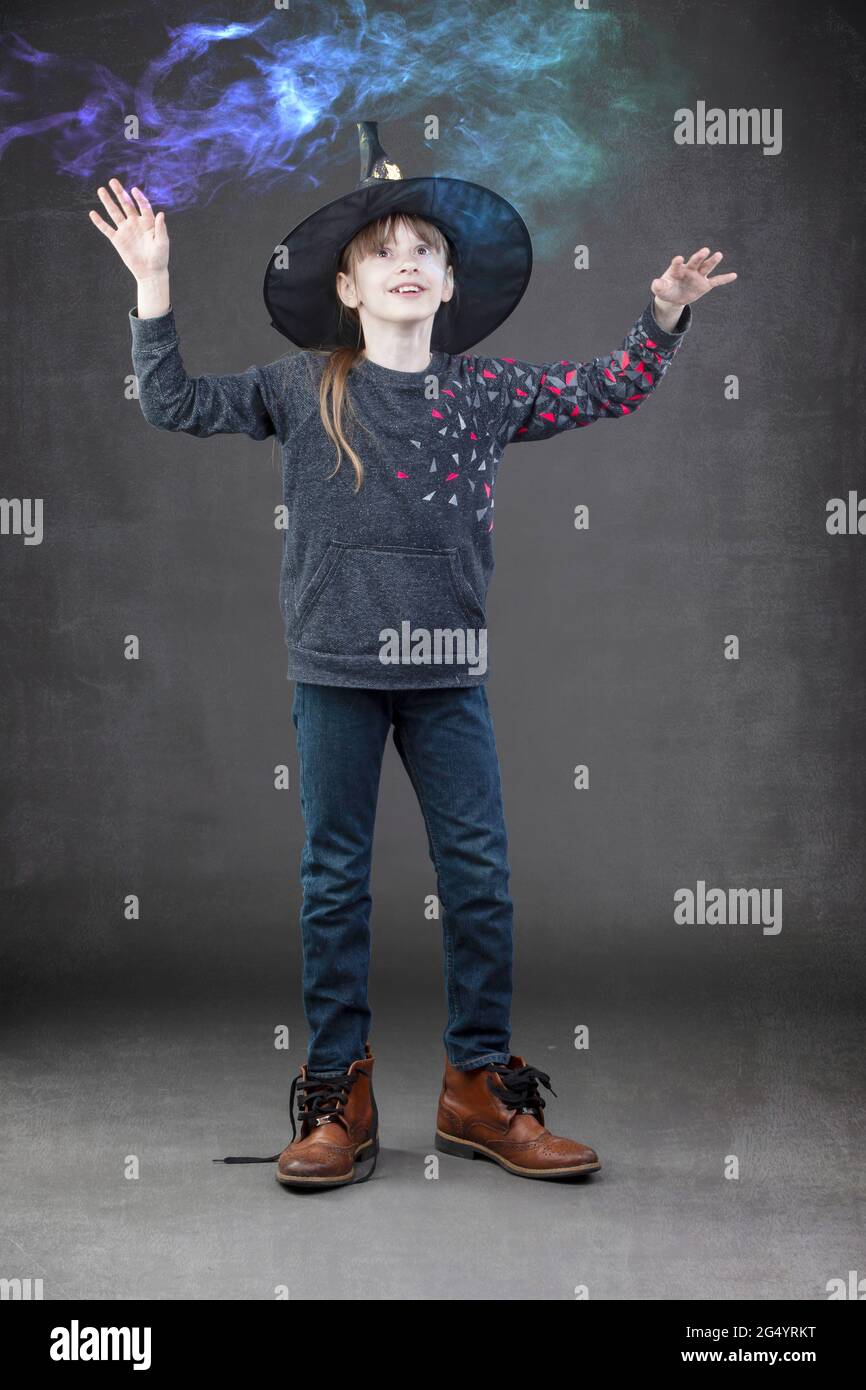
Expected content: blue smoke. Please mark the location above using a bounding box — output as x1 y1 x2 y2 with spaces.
0 0 688 259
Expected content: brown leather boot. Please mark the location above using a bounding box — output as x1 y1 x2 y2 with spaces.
276 1046 379 1189
435 1054 601 1180
213 1044 379 1190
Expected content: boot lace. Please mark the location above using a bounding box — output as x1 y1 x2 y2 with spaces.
213 1068 362 1164
487 1063 557 1121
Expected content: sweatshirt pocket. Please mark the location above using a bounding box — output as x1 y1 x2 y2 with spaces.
294 542 486 658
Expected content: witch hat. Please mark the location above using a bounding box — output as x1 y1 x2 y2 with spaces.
262 120 533 354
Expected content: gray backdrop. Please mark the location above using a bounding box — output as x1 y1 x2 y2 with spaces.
2 0 863 1301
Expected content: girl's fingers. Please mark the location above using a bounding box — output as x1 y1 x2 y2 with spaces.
96 184 126 229
129 185 154 225
671 250 731 280
88 209 116 238
110 177 143 220
656 248 736 294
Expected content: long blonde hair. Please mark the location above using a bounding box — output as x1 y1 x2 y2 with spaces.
310 212 457 493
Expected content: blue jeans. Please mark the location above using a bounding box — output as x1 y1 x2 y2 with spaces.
291 681 514 1074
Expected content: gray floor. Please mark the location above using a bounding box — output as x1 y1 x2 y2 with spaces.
3 994 862 1301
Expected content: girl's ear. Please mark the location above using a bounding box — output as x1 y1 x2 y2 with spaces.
336 271 356 307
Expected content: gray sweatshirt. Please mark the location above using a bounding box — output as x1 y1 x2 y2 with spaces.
128 298 691 688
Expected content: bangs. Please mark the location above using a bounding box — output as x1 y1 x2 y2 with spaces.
341 213 452 269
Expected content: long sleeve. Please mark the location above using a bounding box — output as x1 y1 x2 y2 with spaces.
480 299 692 446
128 305 280 440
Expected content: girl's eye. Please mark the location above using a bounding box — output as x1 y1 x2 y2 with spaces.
375 245 430 257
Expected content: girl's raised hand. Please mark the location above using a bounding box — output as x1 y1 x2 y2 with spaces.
88 178 169 282
650 248 737 306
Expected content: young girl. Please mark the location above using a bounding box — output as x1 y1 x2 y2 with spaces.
90 132 734 1192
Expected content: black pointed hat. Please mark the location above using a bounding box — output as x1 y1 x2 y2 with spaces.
262 120 533 354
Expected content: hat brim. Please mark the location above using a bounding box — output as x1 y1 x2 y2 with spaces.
263 176 533 354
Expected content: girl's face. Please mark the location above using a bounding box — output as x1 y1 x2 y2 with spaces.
336 218 454 335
